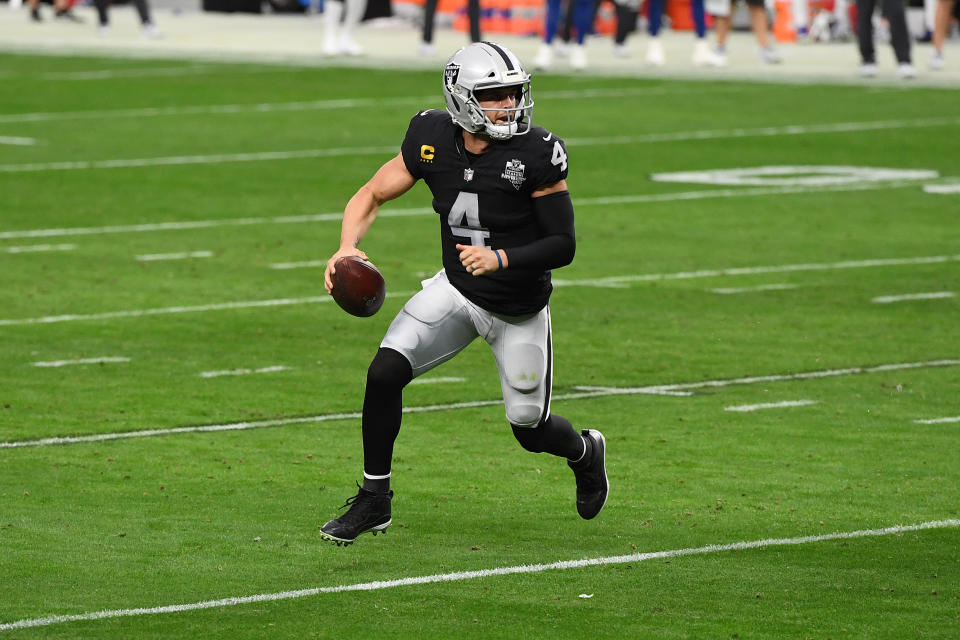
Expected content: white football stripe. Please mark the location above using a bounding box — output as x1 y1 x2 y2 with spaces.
0 136 37 146
2 358 957 449
1 519 956 631
1 117 958 173
724 400 818 412
1 254 957 328
408 376 466 385
135 251 214 262
32 357 130 368
871 291 955 303
709 284 798 294
0 179 940 240
4 244 76 254
914 416 960 424
199 366 290 378
0 87 762 124
923 184 960 194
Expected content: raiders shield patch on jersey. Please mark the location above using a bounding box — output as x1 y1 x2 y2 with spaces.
501 159 525 190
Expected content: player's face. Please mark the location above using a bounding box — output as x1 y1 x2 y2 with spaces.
475 86 520 126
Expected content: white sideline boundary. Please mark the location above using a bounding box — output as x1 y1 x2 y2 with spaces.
1 254 957 327
1 519 957 632
1 358 957 449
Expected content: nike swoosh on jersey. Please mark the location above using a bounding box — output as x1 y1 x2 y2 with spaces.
542 133 552 141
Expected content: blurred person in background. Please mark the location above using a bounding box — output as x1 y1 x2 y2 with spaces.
929 0 958 68
323 0 367 55
93 0 160 37
533 0 597 70
645 0 723 66
28 0 83 22
705 0 781 64
856 0 914 77
418 0 481 57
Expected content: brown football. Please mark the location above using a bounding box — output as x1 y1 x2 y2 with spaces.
330 256 386 317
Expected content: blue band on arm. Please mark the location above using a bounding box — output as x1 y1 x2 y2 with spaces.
494 249 503 270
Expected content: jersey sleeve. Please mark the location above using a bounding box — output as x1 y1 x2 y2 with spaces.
400 110 434 180
529 130 569 190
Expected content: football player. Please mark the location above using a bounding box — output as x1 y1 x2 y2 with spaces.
319 41 608 546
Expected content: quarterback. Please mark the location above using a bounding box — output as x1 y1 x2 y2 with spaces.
320 41 608 546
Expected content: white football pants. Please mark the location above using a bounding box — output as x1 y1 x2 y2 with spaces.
381 270 553 429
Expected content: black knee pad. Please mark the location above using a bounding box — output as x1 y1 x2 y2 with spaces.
366 347 413 392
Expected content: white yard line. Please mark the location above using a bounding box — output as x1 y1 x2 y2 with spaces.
724 400 818 412
0 136 37 146
871 291 955 303
0 180 938 241
134 251 213 262
553 254 960 288
0 145 400 173
2 254 958 327
0 208 432 241
32 357 130 368
4 243 76 254
1 118 958 173
0 86 749 124
0 296 335 327
199 365 290 378
914 416 960 424
923 184 960 194
40 65 219 81
1 358 956 450
709 284 798 294
0 518 956 632
408 376 466 385
270 260 328 270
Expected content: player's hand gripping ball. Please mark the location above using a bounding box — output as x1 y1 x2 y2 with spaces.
330 256 386 317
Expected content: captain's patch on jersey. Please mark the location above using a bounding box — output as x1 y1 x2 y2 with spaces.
501 158 526 189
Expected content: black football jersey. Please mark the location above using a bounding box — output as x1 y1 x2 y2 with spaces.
400 109 570 316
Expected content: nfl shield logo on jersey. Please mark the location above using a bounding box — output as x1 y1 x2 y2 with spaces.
501 159 526 190
463 168 474 182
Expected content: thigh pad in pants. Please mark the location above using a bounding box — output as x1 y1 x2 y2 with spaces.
380 272 478 377
487 307 552 428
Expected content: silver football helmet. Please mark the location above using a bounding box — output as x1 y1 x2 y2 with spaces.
442 42 534 140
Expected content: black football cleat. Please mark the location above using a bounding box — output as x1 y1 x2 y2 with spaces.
568 429 609 520
320 484 393 547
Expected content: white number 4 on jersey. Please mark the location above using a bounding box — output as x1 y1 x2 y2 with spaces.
550 140 568 172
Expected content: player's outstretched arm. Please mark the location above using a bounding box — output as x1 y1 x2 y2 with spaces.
325 154 416 293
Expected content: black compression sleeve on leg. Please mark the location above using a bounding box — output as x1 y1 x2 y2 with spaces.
512 414 584 460
361 348 413 478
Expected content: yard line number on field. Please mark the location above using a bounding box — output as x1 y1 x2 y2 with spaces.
0 519 956 632
1 358 957 449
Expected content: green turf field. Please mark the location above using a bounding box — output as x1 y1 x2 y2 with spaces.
0 52 958 638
